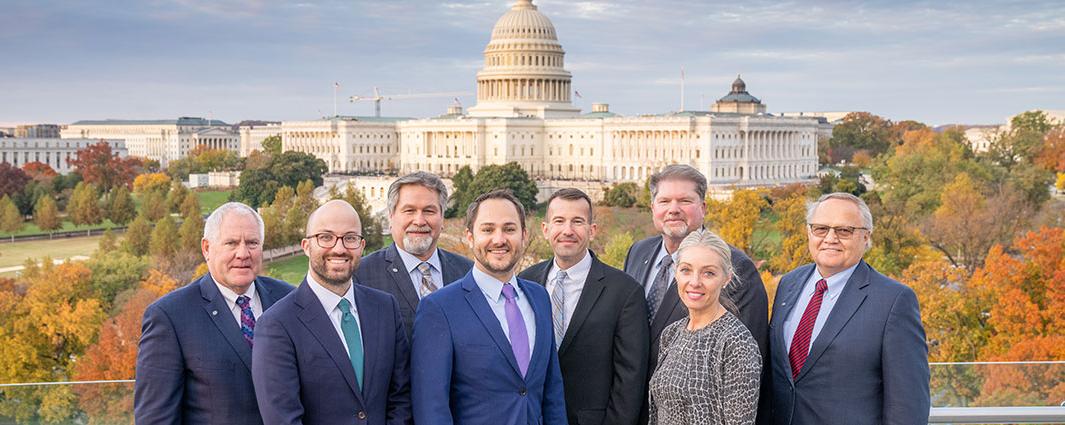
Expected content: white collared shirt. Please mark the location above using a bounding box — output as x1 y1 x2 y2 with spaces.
395 246 443 298
213 277 262 326
643 242 677 297
545 250 592 329
782 262 859 354
304 274 364 355
471 266 537 352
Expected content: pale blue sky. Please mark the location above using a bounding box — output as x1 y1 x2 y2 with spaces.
2 0 1063 125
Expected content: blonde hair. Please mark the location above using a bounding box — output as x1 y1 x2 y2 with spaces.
675 228 739 314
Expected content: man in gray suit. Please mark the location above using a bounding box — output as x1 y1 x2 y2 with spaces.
623 164 769 425
769 192 929 424
355 172 473 335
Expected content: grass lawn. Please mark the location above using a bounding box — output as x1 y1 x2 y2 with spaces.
0 235 103 275
196 190 233 215
264 254 308 285
0 219 120 239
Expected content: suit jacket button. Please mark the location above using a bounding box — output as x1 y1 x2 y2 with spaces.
519 388 527 396
357 411 367 420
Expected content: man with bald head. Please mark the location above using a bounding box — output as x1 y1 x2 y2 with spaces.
253 200 412 425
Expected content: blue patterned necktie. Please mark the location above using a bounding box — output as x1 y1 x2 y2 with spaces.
235 295 255 348
338 298 365 390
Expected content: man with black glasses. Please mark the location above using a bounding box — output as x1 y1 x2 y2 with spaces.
252 199 412 425
768 192 929 425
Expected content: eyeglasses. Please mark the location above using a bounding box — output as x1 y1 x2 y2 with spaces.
807 224 868 239
307 232 364 249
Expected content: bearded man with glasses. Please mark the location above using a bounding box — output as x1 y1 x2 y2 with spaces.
768 192 929 425
252 199 412 425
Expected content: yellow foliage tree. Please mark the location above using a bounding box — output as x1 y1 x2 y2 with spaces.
767 194 810 273
132 172 172 195
705 189 768 253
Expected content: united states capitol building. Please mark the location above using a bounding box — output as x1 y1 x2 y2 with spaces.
282 0 831 199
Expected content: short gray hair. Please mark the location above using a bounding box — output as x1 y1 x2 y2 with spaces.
675 228 739 314
387 172 449 214
203 202 265 244
806 192 874 248
650 164 707 201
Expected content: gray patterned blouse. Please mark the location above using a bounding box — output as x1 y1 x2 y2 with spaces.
648 312 762 425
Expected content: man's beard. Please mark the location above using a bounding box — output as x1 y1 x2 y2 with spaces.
311 253 356 287
403 225 435 257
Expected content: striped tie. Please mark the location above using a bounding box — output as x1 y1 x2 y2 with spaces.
235 295 255 348
550 270 568 348
417 262 437 299
789 279 828 379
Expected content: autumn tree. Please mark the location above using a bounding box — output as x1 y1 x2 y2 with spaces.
261 134 282 156
140 190 168 222
67 141 142 191
705 189 768 253
166 180 190 213
149 216 179 259
106 186 136 226
822 112 899 163
68 182 103 227
335 183 384 252
767 194 810 273
86 252 148 313
600 231 634 269
0 162 31 198
0 195 23 240
1034 127 1064 172
180 191 202 218
33 195 60 237
21 161 58 181
179 211 206 257
123 214 152 256
602 182 638 207
132 172 172 195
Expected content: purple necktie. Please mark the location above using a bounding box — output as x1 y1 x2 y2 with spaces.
501 283 530 377
236 295 255 348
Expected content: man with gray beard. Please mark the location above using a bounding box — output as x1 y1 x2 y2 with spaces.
356 172 474 336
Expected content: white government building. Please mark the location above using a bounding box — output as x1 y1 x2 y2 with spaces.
285 0 831 203
61 117 237 166
0 138 127 174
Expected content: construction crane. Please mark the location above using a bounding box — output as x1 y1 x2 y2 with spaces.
349 87 472 117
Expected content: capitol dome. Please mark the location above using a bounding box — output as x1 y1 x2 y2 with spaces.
468 0 579 118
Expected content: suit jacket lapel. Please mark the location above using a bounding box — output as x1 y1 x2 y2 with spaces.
650 280 682 342
462 276 524 378
256 277 282 310
520 278 550 381
294 281 365 403
772 265 815 380
636 237 664 286
440 249 467 286
198 274 253 371
795 262 870 382
384 244 421 313
560 257 605 355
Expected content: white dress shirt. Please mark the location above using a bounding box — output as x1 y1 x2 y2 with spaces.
782 262 859 354
545 250 592 329
214 278 262 326
644 243 678 297
396 246 444 298
471 266 537 352
304 273 364 355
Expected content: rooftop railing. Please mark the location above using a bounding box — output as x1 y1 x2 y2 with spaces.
0 362 1060 423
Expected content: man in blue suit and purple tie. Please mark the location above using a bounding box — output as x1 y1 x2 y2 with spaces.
411 189 567 425
252 200 411 425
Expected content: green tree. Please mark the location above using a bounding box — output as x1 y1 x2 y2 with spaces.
985 111 1054 172
86 252 148 313
260 203 285 250
180 191 202 218
236 151 326 207
823 112 898 163
166 181 190 213
261 135 282 156
107 186 136 226
600 231 635 269
140 190 168 222
123 214 152 256
0 195 23 240
603 183 638 207
33 195 60 237
149 216 179 258
68 182 103 227
464 162 539 215
179 212 206 257
97 228 117 253
336 184 384 251
447 165 475 217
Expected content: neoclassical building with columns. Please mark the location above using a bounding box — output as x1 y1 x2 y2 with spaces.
283 0 830 198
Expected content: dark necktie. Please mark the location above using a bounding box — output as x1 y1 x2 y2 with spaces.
646 254 673 322
789 279 828 379
236 295 255 348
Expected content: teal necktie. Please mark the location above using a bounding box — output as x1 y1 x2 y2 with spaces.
338 298 364 390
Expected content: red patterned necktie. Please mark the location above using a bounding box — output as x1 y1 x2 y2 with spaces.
789 279 828 379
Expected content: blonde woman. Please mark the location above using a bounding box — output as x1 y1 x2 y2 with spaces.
648 228 761 425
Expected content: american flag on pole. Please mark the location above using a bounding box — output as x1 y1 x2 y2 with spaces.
334 82 340 88
574 90 583 98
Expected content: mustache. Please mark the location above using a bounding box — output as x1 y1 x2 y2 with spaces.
405 224 432 232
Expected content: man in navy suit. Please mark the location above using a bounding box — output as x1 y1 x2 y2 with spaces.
252 200 411 425
769 192 929 425
356 171 473 336
135 202 294 425
411 189 567 425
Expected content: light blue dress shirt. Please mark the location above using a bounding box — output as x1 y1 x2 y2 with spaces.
783 262 860 354
304 273 363 355
471 266 537 353
396 246 444 298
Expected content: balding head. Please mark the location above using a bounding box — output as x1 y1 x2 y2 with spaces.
302 199 365 294
306 199 362 236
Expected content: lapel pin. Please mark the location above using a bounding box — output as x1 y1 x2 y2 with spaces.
392 268 399 273
211 310 218 316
